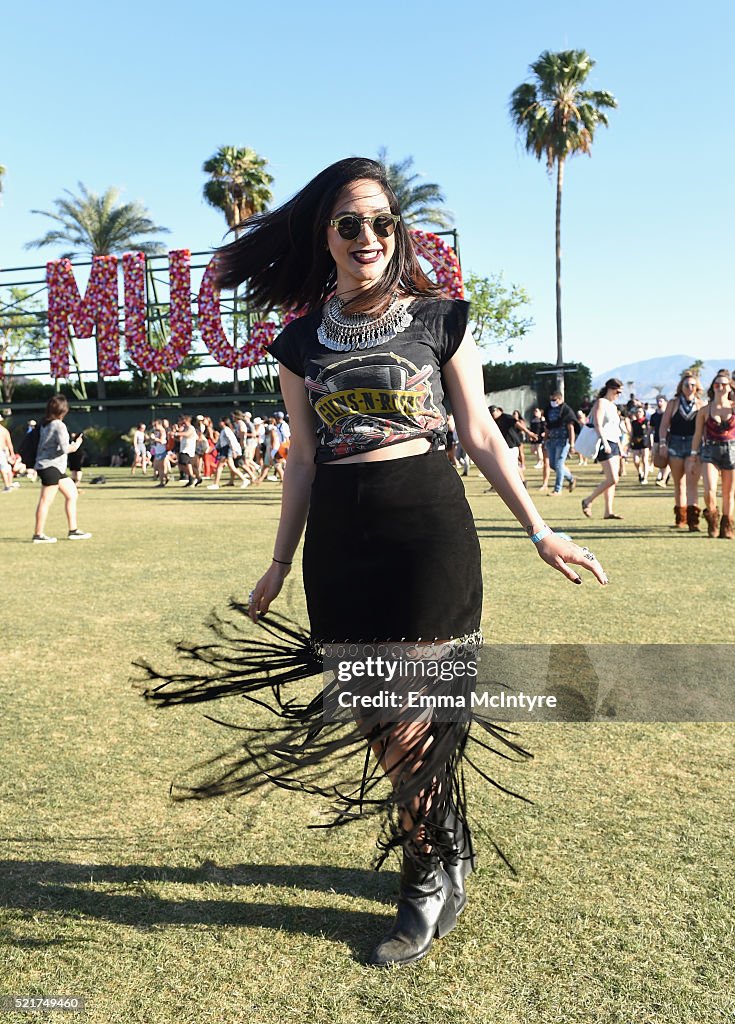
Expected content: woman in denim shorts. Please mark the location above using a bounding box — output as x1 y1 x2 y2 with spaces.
581 378 625 519
692 369 735 538
658 374 705 530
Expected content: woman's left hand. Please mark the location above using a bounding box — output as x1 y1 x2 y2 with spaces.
535 533 609 585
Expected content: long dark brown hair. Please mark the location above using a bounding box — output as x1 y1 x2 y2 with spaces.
706 368 734 402
214 157 441 316
44 394 69 423
596 377 623 399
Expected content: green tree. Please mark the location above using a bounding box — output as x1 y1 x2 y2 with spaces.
26 182 169 259
483 359 592 412
26 184 169 399
378 148 453 229
683 358 704 378
0 164 6 194
510 50 616 396
0 287 47 402
463 272 533 353
202 146 274 231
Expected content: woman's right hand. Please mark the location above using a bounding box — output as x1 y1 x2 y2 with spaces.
602 443 612 455
248 561 291 622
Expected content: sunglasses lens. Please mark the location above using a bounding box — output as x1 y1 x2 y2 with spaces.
372 215 396 238
335 216 361 240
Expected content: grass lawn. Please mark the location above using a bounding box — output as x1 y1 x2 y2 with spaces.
1 462 732 1024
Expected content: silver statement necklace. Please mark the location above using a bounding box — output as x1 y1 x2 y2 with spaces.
317 294 413 352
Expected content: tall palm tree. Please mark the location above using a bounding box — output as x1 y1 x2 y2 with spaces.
26 183 169 397
202 146 274 393
378 148 453 229
202 146 274 231
510 50 616 394
26 182 169 259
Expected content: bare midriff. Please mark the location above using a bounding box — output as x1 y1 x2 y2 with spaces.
323 436 433 465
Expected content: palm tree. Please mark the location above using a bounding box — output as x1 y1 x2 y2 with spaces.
202 146 274 393
378 148 453 229
26 182 169 259
510 50 616 395
202 146 274 231
26 183 169 397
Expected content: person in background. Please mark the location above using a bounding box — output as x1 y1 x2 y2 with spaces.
489 406 527 482
618 407 632 477
244 412 259 466
513 410 534 477
629 406 652 484
0 418 18 492
32 394 91 543
529 407 546 468
575 410 590 466
275 410 291 447
150 420 169 486
542 390 577 496
193 415 210 481
174 414 201 488
649 395 671 487
207 416 251 489
658 374 705 530
581 378 624 519
67 432 86 487
130 423 149 475
692 369 735 539
22 420 38 482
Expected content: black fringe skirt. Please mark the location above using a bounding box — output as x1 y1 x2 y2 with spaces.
137 451 531 869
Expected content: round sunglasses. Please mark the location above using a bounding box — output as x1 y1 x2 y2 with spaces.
329 213 401 240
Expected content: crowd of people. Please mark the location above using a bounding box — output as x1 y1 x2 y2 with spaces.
126 410 291 489
3 369 733 543
469 369 734 535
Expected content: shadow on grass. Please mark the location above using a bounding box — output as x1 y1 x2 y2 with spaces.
473 522 657 539
0 859 399 958
0 927 82 950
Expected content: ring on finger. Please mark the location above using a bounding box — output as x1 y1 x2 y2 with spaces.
581 546 596 561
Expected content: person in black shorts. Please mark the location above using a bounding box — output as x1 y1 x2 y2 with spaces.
629 407 652 484
32 394 92 543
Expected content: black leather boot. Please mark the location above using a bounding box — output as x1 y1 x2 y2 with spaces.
438 804 477 916
368 853 457 967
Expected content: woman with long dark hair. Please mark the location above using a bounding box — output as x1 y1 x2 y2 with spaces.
140 158 607 966
692 369 735 538
32 394 91 543
580 378 625 519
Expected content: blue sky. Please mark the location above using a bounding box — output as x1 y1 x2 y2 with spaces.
2 0 733 377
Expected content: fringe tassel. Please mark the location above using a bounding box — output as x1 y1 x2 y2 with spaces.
134 600 532 870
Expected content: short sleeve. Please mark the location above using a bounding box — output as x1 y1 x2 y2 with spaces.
268 319 310 378
421 299 470 366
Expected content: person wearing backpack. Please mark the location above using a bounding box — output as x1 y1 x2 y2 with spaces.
32 394 91 543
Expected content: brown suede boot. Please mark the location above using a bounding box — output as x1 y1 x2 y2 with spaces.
674 505 687 528
719 514 734 540
686 505 701 531
703 507 720 538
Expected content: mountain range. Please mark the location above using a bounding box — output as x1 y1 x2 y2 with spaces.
591 355 733 402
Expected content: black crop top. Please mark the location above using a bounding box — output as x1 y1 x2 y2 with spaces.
268 298 470 464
